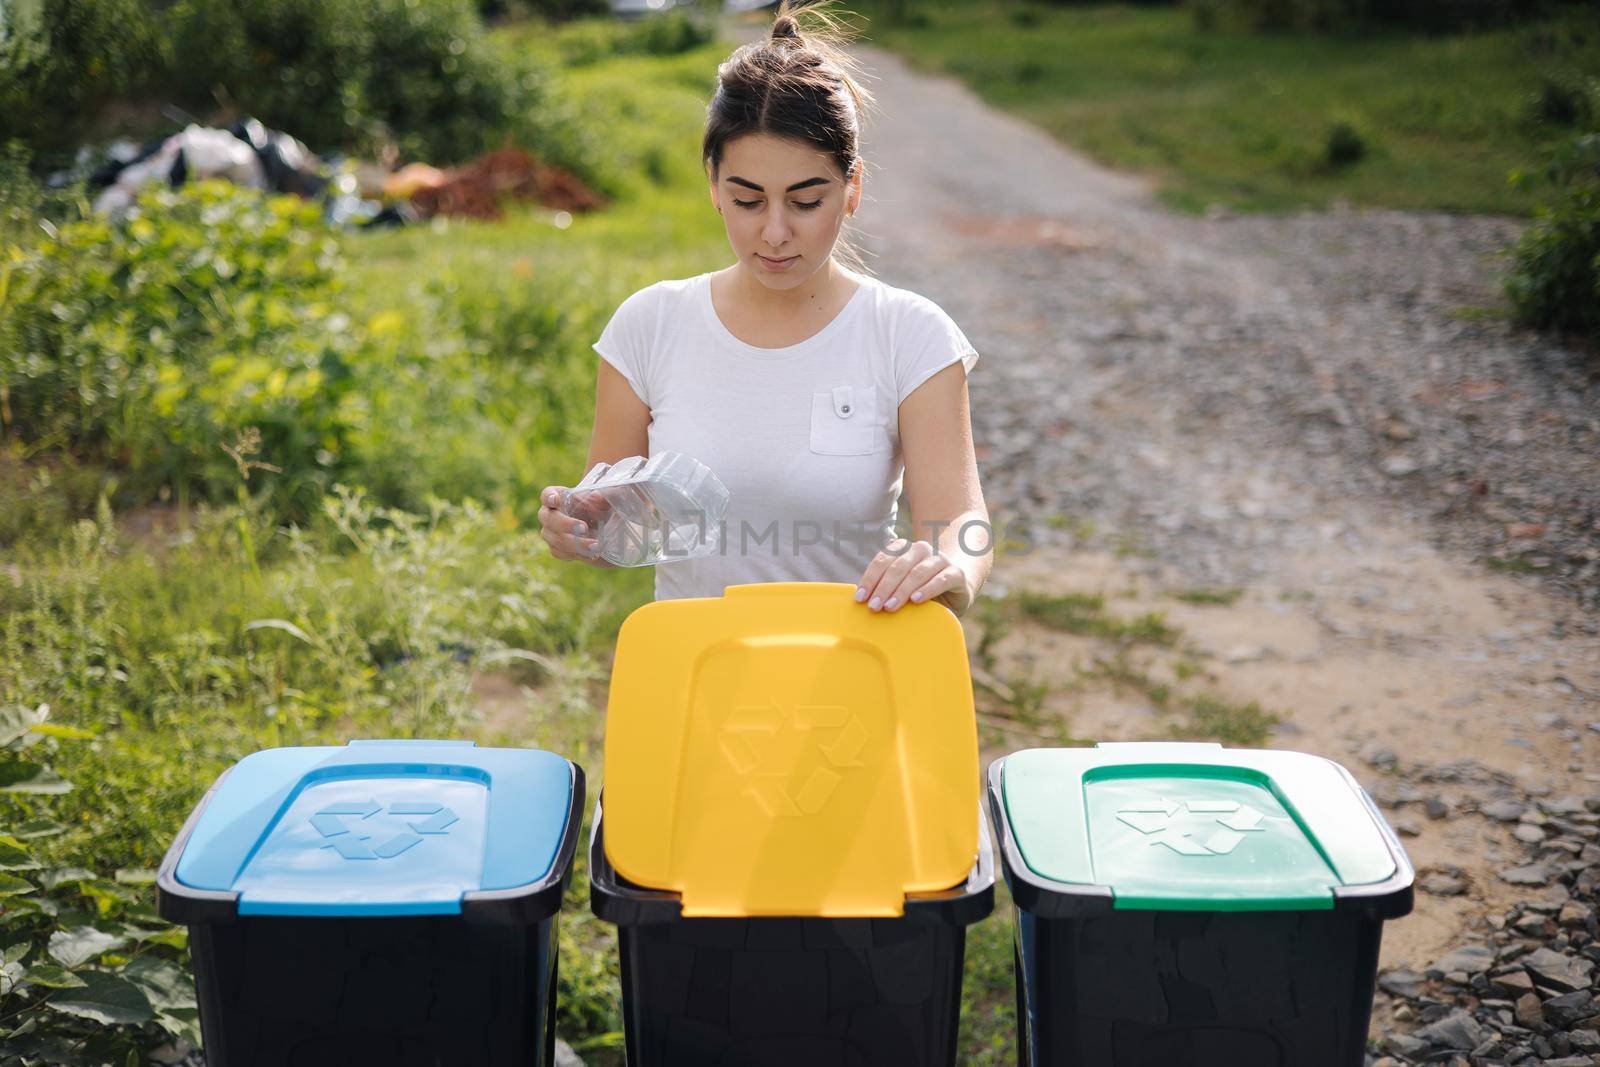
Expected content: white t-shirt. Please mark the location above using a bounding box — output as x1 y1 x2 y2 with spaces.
591 266 980 601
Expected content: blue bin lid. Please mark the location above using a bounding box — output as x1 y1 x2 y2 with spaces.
172 740 574 917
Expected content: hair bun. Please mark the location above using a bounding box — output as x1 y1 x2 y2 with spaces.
770 14 802 42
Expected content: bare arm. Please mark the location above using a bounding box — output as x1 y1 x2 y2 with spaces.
585 360 651 470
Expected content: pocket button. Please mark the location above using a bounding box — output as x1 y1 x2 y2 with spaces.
811 385 879 456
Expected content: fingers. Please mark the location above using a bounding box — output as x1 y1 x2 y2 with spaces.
538 486 602 562
855 538 918 608
853 542 901 606
854 539 970 612
884 553 957 612
562 489 613 525
856 539 943 611
906 564 964 608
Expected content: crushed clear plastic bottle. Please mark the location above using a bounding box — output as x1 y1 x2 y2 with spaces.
559 452 730 567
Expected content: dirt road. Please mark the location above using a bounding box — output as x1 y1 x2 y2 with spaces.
753 22 1600 1048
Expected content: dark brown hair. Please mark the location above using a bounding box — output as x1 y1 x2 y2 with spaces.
702 1 874 203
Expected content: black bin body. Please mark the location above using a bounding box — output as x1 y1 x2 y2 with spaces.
180 913 560 1067
988 746 1415 1067
156 740 585 1067
1009 905 1395 1067
590 797 995 1067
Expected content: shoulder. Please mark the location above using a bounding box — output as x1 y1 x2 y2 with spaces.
611 272 704 318
850 274 978 402
853 273 963 335
851 275 973 360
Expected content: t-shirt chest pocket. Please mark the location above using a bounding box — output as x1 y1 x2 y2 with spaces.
809 384 883 456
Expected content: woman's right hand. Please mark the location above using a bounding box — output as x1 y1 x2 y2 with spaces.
538 486 613 566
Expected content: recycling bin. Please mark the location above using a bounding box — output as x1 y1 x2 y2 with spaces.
156 739 584 1067
988 742 1415 1067
591 582 996 1066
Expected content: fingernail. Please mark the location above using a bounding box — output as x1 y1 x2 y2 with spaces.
911 591 923 602
886 597 900 611
574 522 587 535
869 596 882 611
855 586 867 602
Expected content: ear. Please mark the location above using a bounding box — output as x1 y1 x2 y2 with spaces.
847 169 863 217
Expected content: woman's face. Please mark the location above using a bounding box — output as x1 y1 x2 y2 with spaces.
709 132 863 290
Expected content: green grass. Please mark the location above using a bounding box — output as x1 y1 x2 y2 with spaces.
1088 652 1174 708
1083 653 1282 745
1167 692 1282 746
1172 586 1244 606
959 886 1019 1064
855 1 1600 215
1012 590 1179 645
1484 550 1552 572
0 21 734 1061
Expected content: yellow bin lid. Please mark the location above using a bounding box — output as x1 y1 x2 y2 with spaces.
602 582 979 917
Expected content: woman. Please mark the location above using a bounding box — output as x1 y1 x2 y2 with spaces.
538 0 990 617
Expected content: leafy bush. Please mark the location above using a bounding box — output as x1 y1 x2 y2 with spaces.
1192 0 1547 31
344 269 605 520
1 696 202 1066
1529 70 1599 128
0 0 165 160
357 0 532 162
627 9 717 56
0 455 118 550
1186 0 1343 29
4 0 574 165
164 0 375 153
0 181 357 519
165 0 551 162
1507 132 1600 341
1373 0 1546 29
541 10 717 67
0 141 85 251
478 0 609 20
1324 118 1368 167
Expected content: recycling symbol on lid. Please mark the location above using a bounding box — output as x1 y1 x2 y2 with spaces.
1115 797 1267 856
310 801 458 861
718 700 869 817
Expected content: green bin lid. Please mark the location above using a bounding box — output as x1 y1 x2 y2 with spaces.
998 742 1407 912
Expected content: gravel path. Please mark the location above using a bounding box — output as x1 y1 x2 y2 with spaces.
796 29 1600 1066
840 44 1598 621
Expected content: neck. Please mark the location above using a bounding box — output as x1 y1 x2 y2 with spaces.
731 257 849 315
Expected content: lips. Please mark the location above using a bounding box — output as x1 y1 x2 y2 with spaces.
758 253 799 270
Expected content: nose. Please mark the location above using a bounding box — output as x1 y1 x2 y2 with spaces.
761 204 792 252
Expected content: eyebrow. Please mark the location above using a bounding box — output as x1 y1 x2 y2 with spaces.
725 176 832 193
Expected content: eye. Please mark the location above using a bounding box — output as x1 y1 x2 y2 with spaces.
793 200 823 211
732 198 762 209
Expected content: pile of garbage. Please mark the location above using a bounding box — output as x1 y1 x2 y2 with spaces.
91 119 324 217
393 147 607 221
89 119 606 228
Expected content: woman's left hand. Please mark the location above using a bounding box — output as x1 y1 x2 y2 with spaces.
855 538 973 616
